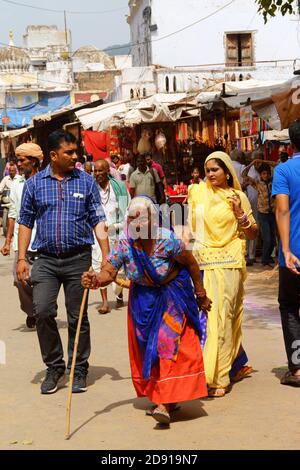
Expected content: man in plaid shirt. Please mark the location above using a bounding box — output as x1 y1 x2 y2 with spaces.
17 130 109 394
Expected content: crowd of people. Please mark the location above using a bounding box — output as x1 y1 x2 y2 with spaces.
1 118 300 427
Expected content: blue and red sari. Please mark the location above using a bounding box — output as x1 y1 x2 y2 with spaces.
127 238 207 404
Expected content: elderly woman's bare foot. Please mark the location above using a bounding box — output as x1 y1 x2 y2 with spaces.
97 303 111 314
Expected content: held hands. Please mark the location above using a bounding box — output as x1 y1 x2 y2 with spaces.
284 251 300 276
81 270 99 289
197 295 212 313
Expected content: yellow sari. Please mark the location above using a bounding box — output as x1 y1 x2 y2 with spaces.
189 151 256 389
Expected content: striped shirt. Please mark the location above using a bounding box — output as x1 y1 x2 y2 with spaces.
18 164 106 255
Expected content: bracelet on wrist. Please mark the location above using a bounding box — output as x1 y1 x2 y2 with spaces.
238 215 249 226
17 258 26 263
236 212 246 220
241 221 252 230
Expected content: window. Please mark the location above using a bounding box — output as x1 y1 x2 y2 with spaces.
173 76 177 92
225 32 254 67
165 76 169 92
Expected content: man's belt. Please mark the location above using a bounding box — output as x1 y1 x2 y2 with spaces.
38 245 91 259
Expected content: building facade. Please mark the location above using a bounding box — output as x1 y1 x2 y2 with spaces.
127 0 300 78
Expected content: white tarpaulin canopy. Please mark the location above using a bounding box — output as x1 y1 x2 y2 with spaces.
0 127 28 138
197 78 300 130
75 93 196 131
261 129 289 142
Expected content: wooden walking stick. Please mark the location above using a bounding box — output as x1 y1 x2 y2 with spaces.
65 267 93 440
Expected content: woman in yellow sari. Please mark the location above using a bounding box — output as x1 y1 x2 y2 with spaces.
189 151 258 397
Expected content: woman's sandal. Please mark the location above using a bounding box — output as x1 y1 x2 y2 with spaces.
208 387 228 398
151 406 171 425
231 365 253 383
146 403 180 416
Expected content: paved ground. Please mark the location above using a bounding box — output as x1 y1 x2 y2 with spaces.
0 245 299 450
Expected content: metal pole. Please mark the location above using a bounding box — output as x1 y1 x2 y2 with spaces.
4 91 7 132
64 10 68 49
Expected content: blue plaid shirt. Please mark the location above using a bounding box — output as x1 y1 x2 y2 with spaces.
18 164 106 254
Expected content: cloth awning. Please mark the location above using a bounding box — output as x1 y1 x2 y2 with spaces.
260 129 290 143
75 93 196 131
0 127 28 139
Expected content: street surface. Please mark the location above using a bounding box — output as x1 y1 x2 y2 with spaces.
0 243 299 450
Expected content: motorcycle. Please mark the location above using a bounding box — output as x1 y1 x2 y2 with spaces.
0 189 11 237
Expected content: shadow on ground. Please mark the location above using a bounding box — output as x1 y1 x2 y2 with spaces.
271 366 288 382
31 365 130 386
69 397 208 438
13 319 68 333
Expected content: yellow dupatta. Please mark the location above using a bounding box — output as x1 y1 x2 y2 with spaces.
189 151 255 271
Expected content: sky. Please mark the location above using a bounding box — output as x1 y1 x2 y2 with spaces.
0 0 130 52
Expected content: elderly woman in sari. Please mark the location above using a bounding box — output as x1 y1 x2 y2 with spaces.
82 196 211 425
188 152 258 397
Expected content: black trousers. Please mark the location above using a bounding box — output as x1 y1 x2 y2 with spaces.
257 212 276 265
279 267 300 372
31 249 91 373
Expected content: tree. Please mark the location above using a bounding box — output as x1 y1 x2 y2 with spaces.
256 0 297 23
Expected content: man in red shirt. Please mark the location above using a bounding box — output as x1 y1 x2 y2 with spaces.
145 151 167 192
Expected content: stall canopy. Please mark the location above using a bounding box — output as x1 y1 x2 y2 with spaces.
260 128 289 143
75 93 198 131
0 127 28 139
197 78 300 131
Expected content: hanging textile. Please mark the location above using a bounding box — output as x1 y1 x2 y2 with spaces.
82 130 108 160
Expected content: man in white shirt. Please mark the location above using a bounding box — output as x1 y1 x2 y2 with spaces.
1 143 43 328
0 163 21 192
92 159 130 314
242 151 262 266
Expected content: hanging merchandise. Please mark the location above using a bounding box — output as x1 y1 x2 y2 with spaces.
240 106 253 135
202 121 209 144
234 121 240 139
155 129 167 150
208 121 215 147
137 128 152 154
109 128 121 156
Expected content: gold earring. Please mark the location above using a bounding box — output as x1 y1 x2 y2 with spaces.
226 175 230 180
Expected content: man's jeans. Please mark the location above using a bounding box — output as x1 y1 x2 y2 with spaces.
257 212 276 264
31 249 91 373
279 267 300 372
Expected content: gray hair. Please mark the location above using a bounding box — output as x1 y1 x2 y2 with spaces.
128 197 157 218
